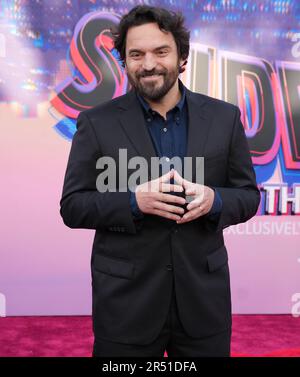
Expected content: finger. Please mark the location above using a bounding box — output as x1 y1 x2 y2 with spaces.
173 170 190 189
186 186 205 202
185 183 204 194
154 201 185 215
156 192 186 205
173 169 183 186
177 207 203 224
185 187 196 195
159 168 174 183
173 170 194 191
152 209 182 221
160 183 184 193
186 198 202 211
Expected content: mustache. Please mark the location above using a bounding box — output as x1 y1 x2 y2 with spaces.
136 69 166 78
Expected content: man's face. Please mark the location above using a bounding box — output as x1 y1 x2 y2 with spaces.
124 22 184 101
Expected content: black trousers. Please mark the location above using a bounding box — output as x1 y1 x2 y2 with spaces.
92 282 231 357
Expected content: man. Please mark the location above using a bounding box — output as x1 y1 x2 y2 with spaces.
60 5 260 357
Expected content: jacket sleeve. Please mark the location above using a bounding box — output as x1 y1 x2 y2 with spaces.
59 111 137 234
204 106 261 232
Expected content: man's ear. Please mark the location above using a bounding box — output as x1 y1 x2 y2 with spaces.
179 59 188 74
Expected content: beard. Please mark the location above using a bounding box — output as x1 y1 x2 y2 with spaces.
126 62 180 102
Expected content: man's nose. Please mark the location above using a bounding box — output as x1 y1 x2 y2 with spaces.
142 53 157 71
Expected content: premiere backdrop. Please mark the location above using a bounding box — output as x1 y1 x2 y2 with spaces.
0 0 300 316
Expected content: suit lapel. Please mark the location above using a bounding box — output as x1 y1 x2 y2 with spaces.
185 90 212 184
185 88 211 159
117 90 157 173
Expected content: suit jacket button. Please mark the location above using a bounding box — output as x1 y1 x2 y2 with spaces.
166 264 173 271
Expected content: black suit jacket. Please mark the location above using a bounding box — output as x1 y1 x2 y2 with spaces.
60 85 260 345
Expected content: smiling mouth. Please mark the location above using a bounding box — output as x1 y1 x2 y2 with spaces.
140 74 163 81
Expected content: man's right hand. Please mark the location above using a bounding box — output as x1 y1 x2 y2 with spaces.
135 169 186 221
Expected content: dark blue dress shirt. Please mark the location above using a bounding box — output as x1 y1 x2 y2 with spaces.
130 80 222 221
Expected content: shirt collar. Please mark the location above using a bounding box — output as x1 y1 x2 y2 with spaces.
136 79 186 115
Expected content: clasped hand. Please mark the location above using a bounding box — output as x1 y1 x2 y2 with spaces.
135 169 215 224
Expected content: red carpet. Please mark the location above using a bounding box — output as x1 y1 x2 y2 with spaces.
0 315 299 357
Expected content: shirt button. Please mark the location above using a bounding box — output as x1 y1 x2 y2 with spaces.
166 264 173 271
147 117 151 122
163 127 167 132
165 157 170 162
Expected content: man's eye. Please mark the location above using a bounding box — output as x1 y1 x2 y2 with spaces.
157 50 168 56
131 53 141 58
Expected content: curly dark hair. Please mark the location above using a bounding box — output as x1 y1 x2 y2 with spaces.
111 5 190 67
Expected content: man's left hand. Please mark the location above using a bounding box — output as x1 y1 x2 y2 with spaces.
173 170 215 224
